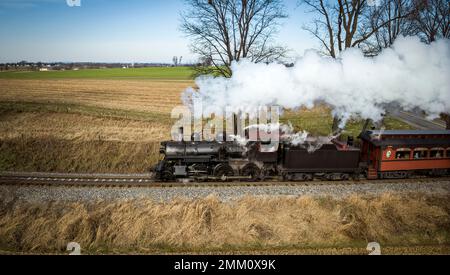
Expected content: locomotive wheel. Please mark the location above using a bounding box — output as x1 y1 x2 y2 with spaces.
281 172 291 181
298 173 313 181
261 164 277 180
160 166 175 182
324 173 344 181
214 164 234 181
161 170 175 181
241 163 261 181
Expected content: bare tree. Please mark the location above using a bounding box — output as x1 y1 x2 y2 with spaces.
362 0 415 55
301 0 412 132
302 0 412 57
181 0 288 77
409 0 450 43
173 56 179 66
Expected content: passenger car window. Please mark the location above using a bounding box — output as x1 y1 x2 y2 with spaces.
395 150 410 159
430 149 444 158
413 149 428 159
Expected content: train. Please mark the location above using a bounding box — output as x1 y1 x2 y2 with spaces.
153 130 450 181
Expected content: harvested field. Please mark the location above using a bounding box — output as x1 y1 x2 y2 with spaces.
0 79 191 113
0 193 448 254
0 111 171 142
0 78 185 172
0 104 171 172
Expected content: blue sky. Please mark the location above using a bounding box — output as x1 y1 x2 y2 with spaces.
0 0 317 63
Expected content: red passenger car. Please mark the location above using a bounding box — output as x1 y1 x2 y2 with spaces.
359 130 450 179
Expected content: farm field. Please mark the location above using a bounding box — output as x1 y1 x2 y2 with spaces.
0 78 184 172
0 67 193 80
0 70 412 173
0 79 188 113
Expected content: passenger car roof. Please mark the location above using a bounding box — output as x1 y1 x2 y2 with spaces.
359 130 450 147
364 130 450 136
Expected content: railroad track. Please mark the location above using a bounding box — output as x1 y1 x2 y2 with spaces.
1 171 448 188
0 172 156 187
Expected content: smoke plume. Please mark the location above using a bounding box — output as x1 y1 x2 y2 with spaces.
183 36 450 128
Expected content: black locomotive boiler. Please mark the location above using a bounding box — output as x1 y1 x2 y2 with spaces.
154 138 362 181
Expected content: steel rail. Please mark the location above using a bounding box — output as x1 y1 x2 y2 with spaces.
1 172 449 188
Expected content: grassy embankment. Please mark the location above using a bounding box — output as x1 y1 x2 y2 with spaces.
0 192 448 254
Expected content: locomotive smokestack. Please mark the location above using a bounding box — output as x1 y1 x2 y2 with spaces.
179 126 184 142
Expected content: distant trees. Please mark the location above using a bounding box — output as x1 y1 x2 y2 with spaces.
172 56 183 66
181 0 288 77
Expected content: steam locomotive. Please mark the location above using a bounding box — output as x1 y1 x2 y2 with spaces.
153 130 450 181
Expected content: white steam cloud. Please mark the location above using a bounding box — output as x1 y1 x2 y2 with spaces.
183 36 450 127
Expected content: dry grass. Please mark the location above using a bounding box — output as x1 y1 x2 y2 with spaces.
0 111 171 143
0 193 448 254
0 137 161 173
0 79 191 113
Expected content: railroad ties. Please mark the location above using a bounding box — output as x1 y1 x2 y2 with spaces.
0 172 448 188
